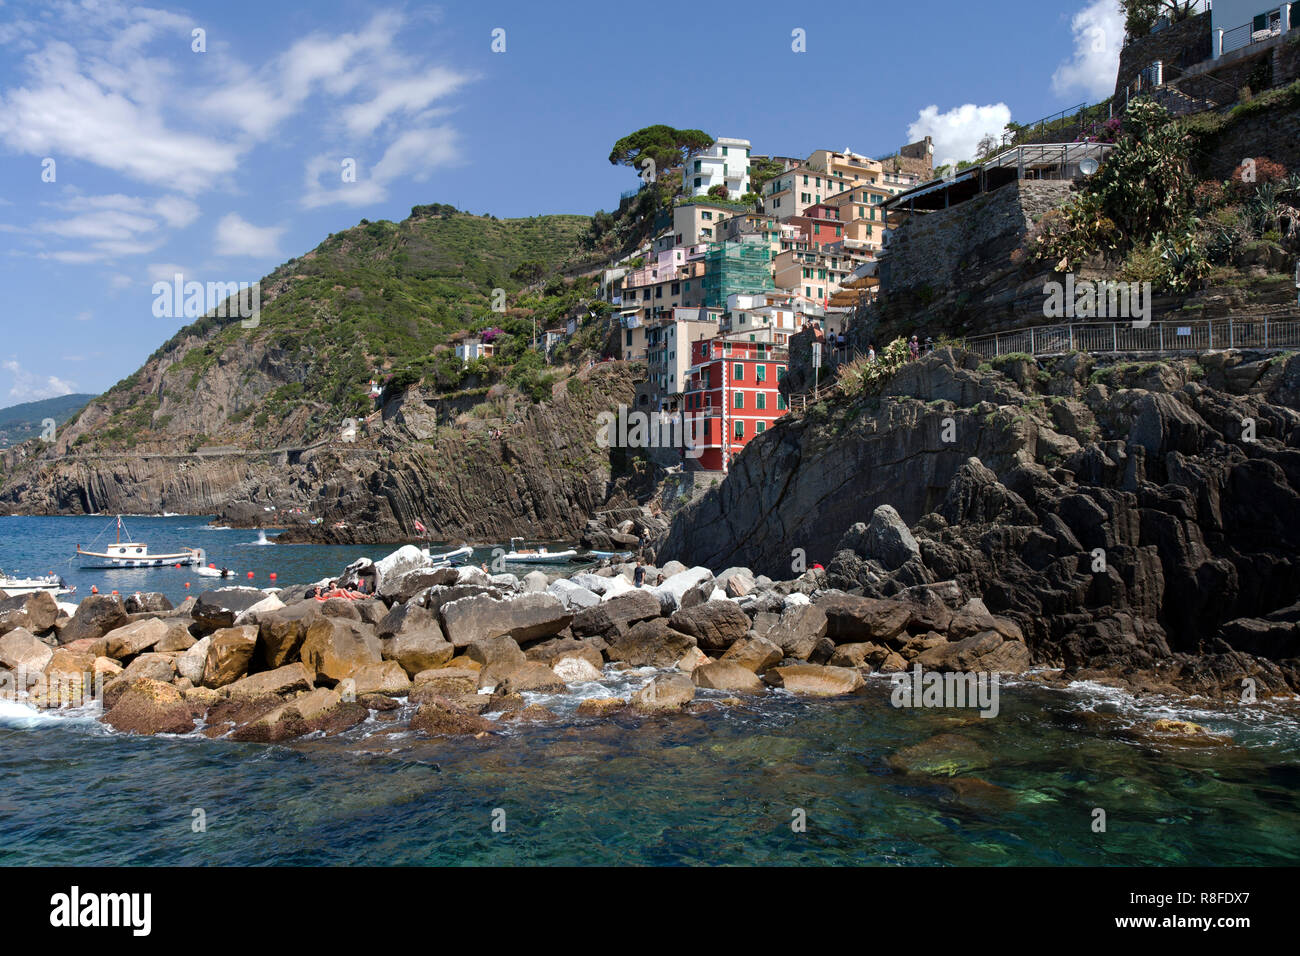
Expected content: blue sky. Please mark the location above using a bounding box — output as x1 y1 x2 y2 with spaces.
0 0 1126 404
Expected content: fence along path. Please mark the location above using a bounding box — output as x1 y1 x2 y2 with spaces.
782 315 1300 411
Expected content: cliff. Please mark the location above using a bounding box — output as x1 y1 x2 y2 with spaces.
660 348 1300 695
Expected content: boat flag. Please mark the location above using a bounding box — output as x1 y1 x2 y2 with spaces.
414 520 427 535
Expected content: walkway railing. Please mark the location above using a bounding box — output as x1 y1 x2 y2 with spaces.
959 316 1300 359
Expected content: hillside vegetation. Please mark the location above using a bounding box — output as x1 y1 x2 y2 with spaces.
63 206 598 453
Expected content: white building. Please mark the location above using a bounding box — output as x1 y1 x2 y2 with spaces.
455 340 494 364
684 137 752 200
1212 1 1292 57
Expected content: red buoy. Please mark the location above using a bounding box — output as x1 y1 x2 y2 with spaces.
184 583 191 589
269 573 277 581
247 571 255 579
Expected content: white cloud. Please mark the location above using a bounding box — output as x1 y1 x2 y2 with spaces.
1052 0 1125 101
29 193 196 262
908 103 1013 167
74 311 92 322
0 41 240 193
341 66 468 137
214 213 285 258
301 125 461 209
2 359 78 401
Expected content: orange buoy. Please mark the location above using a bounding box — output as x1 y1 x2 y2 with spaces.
247 571 255 579
91 586 99 594
184 583 191 589
269 573 277 581
209 563 216 569
111 590 118 595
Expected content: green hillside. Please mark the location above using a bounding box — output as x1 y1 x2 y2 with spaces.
0 393 94 448
74 205 602 452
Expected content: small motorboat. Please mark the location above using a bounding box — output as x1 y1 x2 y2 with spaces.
580 550 635 562
0 571 76 597
502 538 579 564
196 564 238 579
424 544 473 566
76 516 203 569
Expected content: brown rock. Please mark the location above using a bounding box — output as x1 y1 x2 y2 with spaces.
631 672 695 712
350 660 412 697
103 678 195 735
410 696 495 736
299 617 382 685
570 589 662 638
201 626 259 688
818 594 911 645
58 594 129 645
766 664 864 696
225 662 315 699
692 660 764 693
257 602 322 668
101 618 171 659
576 697 627 717
605 618 698 667
668 600 750 652
768 605 830 659
720 635 783 673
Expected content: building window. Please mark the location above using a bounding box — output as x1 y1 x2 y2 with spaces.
757 421 766 433
777 393 787 410
733 363 744 379
671 282 680 294
656 287 663 298
734 391 743 409
757 392 766 410
734 419 744 439
694 177 701 188
756 364 766 381
702 211 712 220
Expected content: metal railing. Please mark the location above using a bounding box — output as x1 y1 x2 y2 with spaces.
959 317 1300 359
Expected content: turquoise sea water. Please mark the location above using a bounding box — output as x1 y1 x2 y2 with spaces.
1 516 1298 866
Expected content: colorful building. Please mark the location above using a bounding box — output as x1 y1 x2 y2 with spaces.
685 137 752 199
682 337 789 472
701 236 773 308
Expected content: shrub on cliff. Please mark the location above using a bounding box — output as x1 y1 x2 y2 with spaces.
836 338 910 398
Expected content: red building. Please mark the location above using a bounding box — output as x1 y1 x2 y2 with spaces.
788 203 843 250
681 338 789 472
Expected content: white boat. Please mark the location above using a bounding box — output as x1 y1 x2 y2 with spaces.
196 565 238 579
76 516 203 569
424 544 473 566
0 572 75 597
503 538 579 564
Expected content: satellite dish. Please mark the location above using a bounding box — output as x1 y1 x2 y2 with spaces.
1079 157 1099 176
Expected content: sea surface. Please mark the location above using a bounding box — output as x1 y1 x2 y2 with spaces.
1 516 1299 866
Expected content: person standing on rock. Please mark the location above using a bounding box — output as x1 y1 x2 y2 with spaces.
634 558 646 588
868 343 877 363
909 336 920 360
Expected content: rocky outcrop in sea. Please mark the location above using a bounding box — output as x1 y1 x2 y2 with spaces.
659 347 1300 699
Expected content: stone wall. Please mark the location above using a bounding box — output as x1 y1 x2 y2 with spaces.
1188 78 1300 179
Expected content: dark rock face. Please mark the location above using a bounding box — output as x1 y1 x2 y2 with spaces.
192 588 266 633
57 594 129 644
662 349 1300 696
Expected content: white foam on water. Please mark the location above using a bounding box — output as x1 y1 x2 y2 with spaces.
0 697 105 732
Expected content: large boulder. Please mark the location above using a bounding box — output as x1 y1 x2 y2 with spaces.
350 661 412 697
552 656 603 684
230 687 364 742
522 570 549 593
570 589 663 638
0 591 60 635
102 679 195 735
103 654 178 708
547 578 601 610
631 672 695 712
0 627 53 674
256 602 323 668
201 626 259 688
123 592 173 615
767 605 830 660
58 594 128 645
225 662 315 699
668 601 751 652
604 618 697 667
410 696 495 736
421 583 500 616
766 664 864 696
382 566 459 604
914 631 1032 674
153 621 197 654
101 618 171 660
525 636 605 671
383 630 455 677
299 618 382 685
192 588 268 633
411 668 480 698
692 660 764 693
720 635 784 673
440 593 572 648
373 545 432 593
176 636 211 685
647 566 714 614
817 594 910 645
840 505 921 571
495 662 566 695
234 592 286 627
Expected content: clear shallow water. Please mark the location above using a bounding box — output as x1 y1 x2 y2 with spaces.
1 673 1298 866
1 517 1298 866
0 515 592 605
